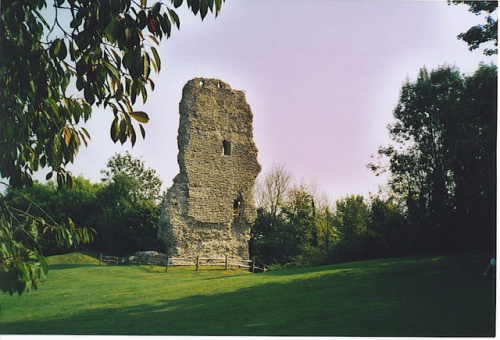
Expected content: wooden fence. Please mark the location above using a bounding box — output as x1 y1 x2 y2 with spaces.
165 255 265 273
99 253 267 273
99 254 125 265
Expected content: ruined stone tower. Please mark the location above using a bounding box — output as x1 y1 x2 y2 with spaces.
158 78 261 259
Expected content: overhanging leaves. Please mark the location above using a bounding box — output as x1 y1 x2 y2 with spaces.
450 1 498 55
111 116 120 143
0 0 224 302
130 111 150 123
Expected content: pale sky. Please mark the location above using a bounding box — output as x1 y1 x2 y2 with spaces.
41 0 497 203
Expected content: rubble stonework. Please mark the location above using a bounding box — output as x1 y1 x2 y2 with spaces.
158 78 261 259
128 251 166 266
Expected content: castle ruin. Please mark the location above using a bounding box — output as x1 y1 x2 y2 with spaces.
157 78 261 260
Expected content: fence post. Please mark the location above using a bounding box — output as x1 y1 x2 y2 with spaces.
195 256 199 271
99 253 102 265
225 255 228 270
252 259 255 273
165 256 169 272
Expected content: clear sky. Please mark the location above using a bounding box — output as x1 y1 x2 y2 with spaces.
48 0 497 204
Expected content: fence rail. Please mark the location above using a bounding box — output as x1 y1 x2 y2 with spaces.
99 254 125 265
166 255 261 272
99 253 266 273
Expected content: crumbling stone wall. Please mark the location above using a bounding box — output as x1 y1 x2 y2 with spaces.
158 78 261 260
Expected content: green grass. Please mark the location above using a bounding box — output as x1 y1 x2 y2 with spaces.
0 251 495 336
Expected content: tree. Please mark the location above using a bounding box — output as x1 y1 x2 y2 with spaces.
370 64 497 252
332 195 369 243
314 202 337 256
0 181 95 296
330 194 393 262
3 177 100 255
250 207 288 266
1 0 223 296
3 153 164 258
450 1 498 56
254 163 292 221
378 66 463 247
251 164 293 265
1 0 223 187
101 151 162 202
367 196 409 256
446 64 497 251
251 184 320 266
280 186 317 262
91 152 163 255
252 166 331 266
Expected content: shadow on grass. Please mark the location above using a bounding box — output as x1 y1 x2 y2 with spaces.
3 254 495 337
49 263 102 270
261 253 430 277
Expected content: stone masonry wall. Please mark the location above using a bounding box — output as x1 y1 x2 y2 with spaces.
157 78 261 259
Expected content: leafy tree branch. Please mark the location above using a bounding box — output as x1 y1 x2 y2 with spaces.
449 1 498 55
0 0 223 297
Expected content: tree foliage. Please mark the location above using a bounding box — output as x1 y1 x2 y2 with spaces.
254 162 292 221
1 180 95 295
333 195 369 245
251 166 321 266
329 195 390 262
280 187 317 260
92 152 163 255
3 153 164 259
253 66 496 267
101 151 162 202
368 196 409 256
370 64 497 252
6 177 100 231
450 1 498 56
1 0 223 297
1 0 223 188
251 166 408 267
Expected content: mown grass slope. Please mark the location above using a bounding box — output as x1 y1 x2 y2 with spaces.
0 252 495 336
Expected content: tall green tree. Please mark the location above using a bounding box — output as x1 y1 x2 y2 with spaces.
92 152 163 255
252 165 326 266
389 66 462 245
280 187 317 262
250 207 288 266
101 151 162 202
314 204 337 256
251 186 319 266
251 164 293 265
371 64 497 252
1 0 223 296
368 196 409 256
445 64 497 251
331 195 373 261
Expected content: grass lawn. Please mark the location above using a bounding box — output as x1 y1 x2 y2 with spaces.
0 251 495 336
